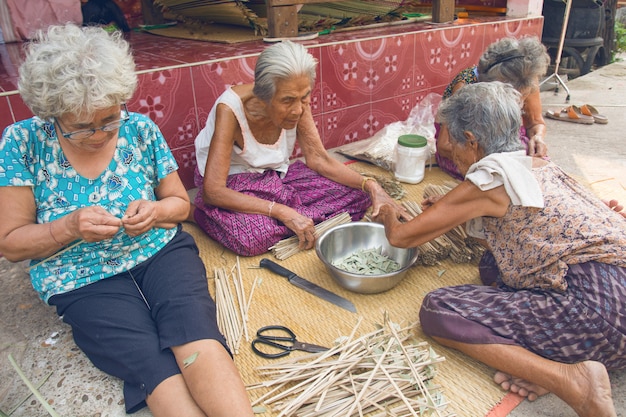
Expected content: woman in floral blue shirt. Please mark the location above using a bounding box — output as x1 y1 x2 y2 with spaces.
0 24 254 417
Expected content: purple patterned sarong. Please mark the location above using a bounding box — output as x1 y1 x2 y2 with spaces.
193 160 371 256
420 252 626 370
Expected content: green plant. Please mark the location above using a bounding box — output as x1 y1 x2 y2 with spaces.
613 21 626 62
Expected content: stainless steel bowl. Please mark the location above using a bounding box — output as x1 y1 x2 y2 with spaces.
315 222 418 294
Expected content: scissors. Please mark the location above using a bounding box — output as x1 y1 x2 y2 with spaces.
251 325 329 359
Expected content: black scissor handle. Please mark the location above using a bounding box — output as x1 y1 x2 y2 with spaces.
256 325 296 342
252 325 296 359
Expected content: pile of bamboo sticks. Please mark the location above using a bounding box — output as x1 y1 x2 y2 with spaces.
213 257 259 354
269 212 352 260
248 315 452 417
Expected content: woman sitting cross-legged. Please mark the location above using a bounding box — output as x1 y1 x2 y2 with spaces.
374 81 625 417
191 40 405 256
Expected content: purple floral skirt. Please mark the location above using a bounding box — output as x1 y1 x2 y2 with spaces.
420 251 626 370
193 160 371 256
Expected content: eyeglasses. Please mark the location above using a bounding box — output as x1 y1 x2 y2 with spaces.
55 104 130 140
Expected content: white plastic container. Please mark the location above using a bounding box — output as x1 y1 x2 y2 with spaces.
393 134 429 184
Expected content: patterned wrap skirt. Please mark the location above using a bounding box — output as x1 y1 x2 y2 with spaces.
420 251 626 370
193 160 371 256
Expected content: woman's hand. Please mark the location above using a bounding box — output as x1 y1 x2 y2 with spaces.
280 208 316 250
66 206 123 242
371 204 403 226
122 200 160 237
528 134 548 158
365 181 410 221
421 195 443 210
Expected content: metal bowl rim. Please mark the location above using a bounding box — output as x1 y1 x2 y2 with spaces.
315 222 418 279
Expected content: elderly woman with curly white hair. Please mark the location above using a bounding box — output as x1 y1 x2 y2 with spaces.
0 24 254 417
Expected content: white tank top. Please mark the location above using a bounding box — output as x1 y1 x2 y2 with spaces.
195 87 297 177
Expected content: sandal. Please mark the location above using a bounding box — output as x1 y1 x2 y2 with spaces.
580 104 608 124
545 105 594 124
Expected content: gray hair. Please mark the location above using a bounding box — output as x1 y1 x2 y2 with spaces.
18 24 137 120
253 40 317 102
437 82 524 155
477 37 550 92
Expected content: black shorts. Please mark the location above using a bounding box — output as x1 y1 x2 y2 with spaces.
49 228 227 413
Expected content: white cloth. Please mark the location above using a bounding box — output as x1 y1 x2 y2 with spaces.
465 150 544 238
194 87 297 177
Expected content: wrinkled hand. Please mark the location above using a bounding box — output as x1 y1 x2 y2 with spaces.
421 195 443 210
603 199 626 219
67 206 123 242
371 204 403 226
528 135 548 158
122 200 160 237
283 210 316 250
368 183 410 221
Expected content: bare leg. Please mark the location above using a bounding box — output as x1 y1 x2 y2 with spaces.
146 374 206 417
172 339 255 417
432 336 616 417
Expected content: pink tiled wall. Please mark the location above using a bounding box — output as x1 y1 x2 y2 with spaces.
0 17 543 189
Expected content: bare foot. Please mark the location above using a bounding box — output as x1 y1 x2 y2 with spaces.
565 361 616 417
493 371 549 401
495 362 615 417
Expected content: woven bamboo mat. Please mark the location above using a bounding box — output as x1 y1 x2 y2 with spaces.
183 162 507 417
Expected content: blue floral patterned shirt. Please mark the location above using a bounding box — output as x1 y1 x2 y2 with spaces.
0 113 179 303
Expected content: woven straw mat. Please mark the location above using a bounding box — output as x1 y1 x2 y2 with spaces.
183 162 507 417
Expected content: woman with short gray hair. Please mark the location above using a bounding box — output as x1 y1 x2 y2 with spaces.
193 40 405 256
436 36 550 180
375 82 626 417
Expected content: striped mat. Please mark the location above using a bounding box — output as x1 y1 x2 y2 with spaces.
184 161 509 416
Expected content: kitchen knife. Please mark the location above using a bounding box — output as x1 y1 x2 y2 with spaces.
260 258 357 313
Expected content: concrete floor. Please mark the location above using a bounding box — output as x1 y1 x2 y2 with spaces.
1 59 626 417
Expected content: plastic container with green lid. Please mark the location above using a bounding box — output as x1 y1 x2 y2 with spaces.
394 134 429 184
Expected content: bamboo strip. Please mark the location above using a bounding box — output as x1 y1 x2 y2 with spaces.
269 212 352 260
247 314 452 416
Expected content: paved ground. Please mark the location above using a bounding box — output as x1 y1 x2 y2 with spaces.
1 59 625 417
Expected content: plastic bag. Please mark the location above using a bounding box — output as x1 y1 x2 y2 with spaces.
336 93 442 171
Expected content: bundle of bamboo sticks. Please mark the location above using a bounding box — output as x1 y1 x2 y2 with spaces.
269 212 352 260
248 315 452 417
421 183 484 264
213 257 258 354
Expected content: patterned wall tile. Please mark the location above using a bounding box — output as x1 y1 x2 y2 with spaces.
129 67 197 148
0 96 14 131
322 102 373 150
319 41 372 112
415 25 486 93
7 94 32 123
170 145 197 189
370 34 416 105
191 56 257 129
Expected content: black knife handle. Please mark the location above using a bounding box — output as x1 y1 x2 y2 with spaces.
260 258 296 280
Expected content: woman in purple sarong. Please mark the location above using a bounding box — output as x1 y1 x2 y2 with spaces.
375 82 626 417
192 40 404 256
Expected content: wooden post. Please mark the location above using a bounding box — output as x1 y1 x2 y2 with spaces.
432 0 455 23
141 0 165 25
266 3 299 38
